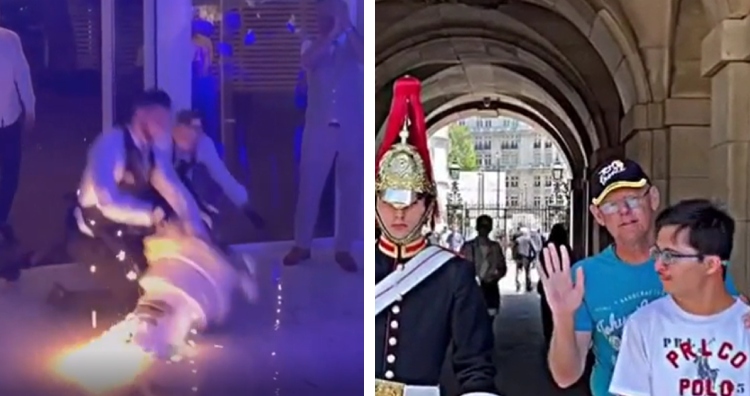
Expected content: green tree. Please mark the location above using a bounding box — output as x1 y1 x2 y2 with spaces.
448 124 479 171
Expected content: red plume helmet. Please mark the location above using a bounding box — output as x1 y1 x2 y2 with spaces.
375 76 436 211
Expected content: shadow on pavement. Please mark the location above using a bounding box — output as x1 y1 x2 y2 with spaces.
442 293 591 396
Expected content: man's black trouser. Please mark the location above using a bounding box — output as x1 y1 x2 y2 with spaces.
0 117 22 225
479 279 500 310
67 228 149 273
65 209 151 310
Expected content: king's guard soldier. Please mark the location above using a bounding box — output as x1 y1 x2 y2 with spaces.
375 76 498 396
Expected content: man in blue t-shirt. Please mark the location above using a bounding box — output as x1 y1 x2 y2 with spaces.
539 158 744 396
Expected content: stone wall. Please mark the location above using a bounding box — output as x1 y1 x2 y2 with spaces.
620 15 750 293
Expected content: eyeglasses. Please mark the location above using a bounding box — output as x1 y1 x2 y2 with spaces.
598 189 650 215
190 123 204 133
649 246 703 266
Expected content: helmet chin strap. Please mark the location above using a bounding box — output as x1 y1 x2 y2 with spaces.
376 202 434 246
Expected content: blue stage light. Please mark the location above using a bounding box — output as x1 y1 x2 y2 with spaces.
225 11 241 31
218 42 233 57
244 29 256 45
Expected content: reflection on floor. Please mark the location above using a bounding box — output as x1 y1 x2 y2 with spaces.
2 244 593 396
0 238 363 395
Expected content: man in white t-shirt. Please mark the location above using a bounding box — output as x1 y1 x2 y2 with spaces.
610 199 750 396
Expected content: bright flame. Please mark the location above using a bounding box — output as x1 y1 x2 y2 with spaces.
51 319 154 395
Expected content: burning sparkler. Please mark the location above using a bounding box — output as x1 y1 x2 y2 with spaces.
52 317 154 394
50 222 258 395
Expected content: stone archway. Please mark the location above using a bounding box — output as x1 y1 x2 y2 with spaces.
375 0 650 254
695 0 750 290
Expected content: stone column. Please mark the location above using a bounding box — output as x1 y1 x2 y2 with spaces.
621 102 670 206
664 99 712 202
569 176 588 257
622 98 714 205
702 16 750 293
143 0 192 110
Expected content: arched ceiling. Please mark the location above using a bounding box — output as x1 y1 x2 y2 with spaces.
375 0 653 174
419 65 591 172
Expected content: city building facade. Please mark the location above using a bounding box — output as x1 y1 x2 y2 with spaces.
458 116 571 210
429 117 571 235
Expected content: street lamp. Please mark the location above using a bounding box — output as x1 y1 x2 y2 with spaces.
551 160 571 225
449 162 461 181
446 162 463 229
552 160 564 181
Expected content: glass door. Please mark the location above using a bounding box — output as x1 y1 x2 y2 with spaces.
101 0 145 129
192 0 316 241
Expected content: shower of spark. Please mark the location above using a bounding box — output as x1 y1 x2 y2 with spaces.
51 318 153 395
51 222 252 394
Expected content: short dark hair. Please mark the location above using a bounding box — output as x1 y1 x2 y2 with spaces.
132 89 172 112
655 199 734 261
547 223 568 246
175 109 201 126
476 215 492 227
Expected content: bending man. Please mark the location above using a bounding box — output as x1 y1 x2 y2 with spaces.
66 89 207 307
171 109 265 233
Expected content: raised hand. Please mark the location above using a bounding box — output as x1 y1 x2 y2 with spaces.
540 243 585 316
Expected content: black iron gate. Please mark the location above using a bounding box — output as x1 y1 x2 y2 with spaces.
457 204 569 239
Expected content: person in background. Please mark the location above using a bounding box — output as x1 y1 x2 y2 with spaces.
445 224 464 252
294 69 307 166
283 0 364 272
610 199 750 396
530 228 543 268
541 158 744 396
427 225 442 246
538 222 569 348
461 215 507 316
513 227 536 292
190 22 219 147
537 222 593 395
171 110 265 232
0 25 35 246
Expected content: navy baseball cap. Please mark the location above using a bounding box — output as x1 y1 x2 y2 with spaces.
590 158 650 205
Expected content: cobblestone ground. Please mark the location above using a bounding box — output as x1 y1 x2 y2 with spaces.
493 292 589 396
443 261 590 396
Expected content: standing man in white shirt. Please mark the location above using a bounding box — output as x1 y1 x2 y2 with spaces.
283 0 363 272
0 26 35 246
191 29 219 147
610 199 750 396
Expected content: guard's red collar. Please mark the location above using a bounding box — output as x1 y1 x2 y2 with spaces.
378 235 427 259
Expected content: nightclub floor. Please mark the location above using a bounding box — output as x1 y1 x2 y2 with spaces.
0 238 364 396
